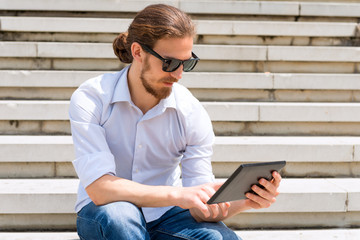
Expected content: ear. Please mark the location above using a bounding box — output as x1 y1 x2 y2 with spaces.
131 42 144 63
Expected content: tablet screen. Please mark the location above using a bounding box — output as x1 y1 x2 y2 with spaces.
207 161 286 204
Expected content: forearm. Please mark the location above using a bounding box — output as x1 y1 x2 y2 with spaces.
87 175 232 220
86 174 179 207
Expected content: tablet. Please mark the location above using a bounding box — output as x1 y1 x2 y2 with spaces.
207 161 286 204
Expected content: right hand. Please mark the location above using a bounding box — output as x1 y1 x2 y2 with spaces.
175 182 231 221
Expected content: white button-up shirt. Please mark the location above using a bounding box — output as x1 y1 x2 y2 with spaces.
69 66 215 222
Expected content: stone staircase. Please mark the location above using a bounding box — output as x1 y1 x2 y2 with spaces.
0 0 360 239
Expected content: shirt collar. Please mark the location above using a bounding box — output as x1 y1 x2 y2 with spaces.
159 87 176 110
111 65 132 104
111 65 177 110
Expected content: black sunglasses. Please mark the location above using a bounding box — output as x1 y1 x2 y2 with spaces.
140 44 200 72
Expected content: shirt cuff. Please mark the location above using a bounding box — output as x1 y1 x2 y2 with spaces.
72 151 116 189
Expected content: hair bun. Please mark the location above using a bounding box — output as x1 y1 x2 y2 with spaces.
113 32 133 64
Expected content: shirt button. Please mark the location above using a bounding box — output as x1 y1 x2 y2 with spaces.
138 144 142 148
135 169 139 173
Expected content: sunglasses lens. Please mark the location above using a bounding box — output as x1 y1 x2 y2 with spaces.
163 59 199 72
163 59 181 72
183 59 198 72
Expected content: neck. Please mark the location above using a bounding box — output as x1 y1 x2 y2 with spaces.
127 64 159 114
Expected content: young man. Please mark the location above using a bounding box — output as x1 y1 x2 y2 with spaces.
69 4 281 240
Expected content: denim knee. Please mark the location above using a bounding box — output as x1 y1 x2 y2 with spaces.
148 206 241 240
77 201 149 240
194 222 241 240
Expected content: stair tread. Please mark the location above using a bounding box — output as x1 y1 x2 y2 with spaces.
0 178 359 213
2 135 360 163
1 229 360 240
2 0 360 17
1 70 360 90
3 100 360 122
1 42 360 62
1 17 357 37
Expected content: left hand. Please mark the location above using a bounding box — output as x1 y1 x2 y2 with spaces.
244 171 282 209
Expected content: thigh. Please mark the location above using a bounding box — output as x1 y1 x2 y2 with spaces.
147 207 241 240
77 201 150 240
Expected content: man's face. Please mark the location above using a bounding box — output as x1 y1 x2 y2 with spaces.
139 37 194 100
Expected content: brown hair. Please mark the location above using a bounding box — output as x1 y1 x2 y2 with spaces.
113 4 195 63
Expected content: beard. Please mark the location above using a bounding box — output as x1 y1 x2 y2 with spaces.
140 56 178 100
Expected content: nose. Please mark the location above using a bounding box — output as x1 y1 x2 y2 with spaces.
170 64 183 80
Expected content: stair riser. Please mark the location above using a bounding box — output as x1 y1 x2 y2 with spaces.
3 88 360 103
2 32 358 47
3 120 360 136
1 212 360 230
213 122 360 136
1 162 360 179
212 162 360 178
0 214 76 231
0 162 75 178
225 212 360 229
0 58 358 73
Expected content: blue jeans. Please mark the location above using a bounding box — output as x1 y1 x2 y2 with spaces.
76 201 241 240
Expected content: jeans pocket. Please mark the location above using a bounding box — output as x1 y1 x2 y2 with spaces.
77 215 103 240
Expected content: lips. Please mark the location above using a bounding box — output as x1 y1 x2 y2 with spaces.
163 82 174 87
161 77 178 87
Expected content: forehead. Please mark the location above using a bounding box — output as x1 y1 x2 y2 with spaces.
153 37 194 60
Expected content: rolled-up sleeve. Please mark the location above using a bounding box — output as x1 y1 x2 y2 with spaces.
181 101 215 187
69 85 116 189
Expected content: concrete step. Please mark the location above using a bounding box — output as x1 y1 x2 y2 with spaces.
2 100 360 123
236 229 360 240
3 70 360 90
0 233 79 240
0 55 356 73
1 42 360 63
2 70 360 102
3 26 356 47
1 0 360 18
1 17 358 37
1 229 360 240
0 178 359 229
1 135 360 178
3 105 360 136
3 136 360 163
4 117 360 137
1 42 359 72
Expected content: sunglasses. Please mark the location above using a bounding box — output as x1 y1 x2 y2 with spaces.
140 44 200 72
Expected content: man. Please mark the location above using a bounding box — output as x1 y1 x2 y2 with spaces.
69 4 281 240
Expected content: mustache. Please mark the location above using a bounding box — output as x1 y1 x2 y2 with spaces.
160 77 178 83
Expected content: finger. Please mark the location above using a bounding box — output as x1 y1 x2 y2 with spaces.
209 203 219 218
201 185 217 199
246 192 272 208
272 171 282 188
251 184 276 203
218 202 230 217
194 191 213 217
195 199 211 218
258 178 277 196
244 198 261 209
